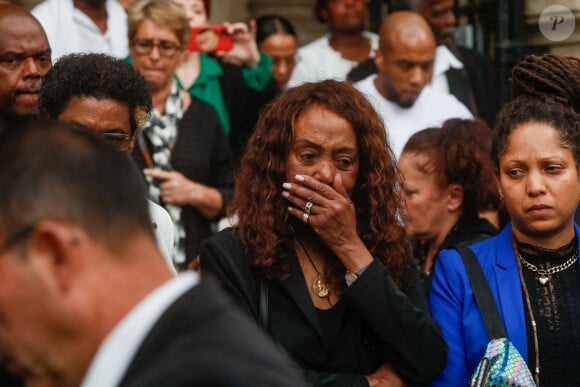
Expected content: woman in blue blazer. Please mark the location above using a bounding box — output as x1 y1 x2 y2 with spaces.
430 54 580 386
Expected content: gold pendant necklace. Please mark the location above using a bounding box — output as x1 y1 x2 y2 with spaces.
312 274 329 298
297 240 330 299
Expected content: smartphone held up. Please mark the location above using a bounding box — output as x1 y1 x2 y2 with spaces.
187 25 233 53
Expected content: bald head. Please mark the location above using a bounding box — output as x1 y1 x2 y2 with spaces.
0 3 45 32
0 3 51 123
379 11 435 54
373 11 435 108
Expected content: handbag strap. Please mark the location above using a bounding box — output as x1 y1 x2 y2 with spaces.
456 246 507 339
259 278 269 330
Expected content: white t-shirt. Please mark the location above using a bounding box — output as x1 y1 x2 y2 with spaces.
32 0 129 62
288 31 379 87
355 74 473 159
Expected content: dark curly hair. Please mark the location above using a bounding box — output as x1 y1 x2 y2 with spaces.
38 53 152 136
230 80 413 287
402 118 499 219
492 54 580 168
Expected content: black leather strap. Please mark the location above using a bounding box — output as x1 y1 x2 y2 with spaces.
456 246 507 339
259 278 269 330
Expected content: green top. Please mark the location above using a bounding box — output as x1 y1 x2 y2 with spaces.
175 52 273 136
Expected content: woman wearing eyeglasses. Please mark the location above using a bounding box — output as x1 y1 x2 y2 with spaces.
127 0 235 271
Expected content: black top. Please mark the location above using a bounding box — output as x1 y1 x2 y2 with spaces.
417 216 498 295
199 229 448 386
517 238 580 386
217 61 280 165
132 97 235 267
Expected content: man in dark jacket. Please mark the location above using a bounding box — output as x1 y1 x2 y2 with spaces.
0 120 306 387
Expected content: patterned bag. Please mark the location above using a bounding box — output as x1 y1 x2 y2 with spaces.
456 247 536 387
470 338 535 387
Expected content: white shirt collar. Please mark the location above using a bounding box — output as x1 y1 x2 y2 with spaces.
433 45 464 78
80 272 200 387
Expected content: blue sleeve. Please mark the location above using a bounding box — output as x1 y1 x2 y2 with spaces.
429 248 473 386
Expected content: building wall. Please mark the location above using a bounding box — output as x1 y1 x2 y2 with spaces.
210 0 327 46
18 0 578 56
524 0 580 56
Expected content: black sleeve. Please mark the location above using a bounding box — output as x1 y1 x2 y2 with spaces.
198 230 261 322
218 61 280 165
341 260 448 385
457 47 500 126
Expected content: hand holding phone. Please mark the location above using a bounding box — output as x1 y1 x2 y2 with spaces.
187 25 233 53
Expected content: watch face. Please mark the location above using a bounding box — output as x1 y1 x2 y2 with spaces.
345 272 358 287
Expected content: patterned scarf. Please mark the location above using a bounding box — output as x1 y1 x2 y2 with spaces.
139 80 186 266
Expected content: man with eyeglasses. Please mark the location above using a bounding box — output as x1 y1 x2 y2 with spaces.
0 120 306 387
38 52 177 273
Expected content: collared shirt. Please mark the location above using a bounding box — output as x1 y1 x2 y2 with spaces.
288 31 379 87
355 74 473 159
32 0 129 62
430 45 464 95
81 272 200 387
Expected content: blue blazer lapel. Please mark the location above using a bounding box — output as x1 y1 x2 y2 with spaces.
491 224 528 361
490 223 580 363
575 223 580 272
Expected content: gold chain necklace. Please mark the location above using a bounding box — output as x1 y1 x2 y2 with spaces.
515 250 578 286
297 241 330 299
515 253 541 386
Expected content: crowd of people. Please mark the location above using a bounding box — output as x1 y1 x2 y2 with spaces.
0 0 578 386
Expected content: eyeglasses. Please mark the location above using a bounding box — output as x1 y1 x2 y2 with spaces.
131 39 181 57
0 225 35 258
101 132 133 152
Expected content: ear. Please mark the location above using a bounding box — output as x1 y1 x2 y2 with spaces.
319 8 329 22
495 174 503 201
374 48 383 69
29 220 84 296
446 183 464 212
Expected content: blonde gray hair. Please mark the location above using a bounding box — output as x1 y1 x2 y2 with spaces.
127 0 191 47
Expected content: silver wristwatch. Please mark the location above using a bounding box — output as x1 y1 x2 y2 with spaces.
345 263 371 287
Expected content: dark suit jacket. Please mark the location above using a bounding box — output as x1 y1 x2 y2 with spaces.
120 275 306 386
199 229 447 386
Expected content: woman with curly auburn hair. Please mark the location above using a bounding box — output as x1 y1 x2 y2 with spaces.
398 118 499 294
198 80 447 386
